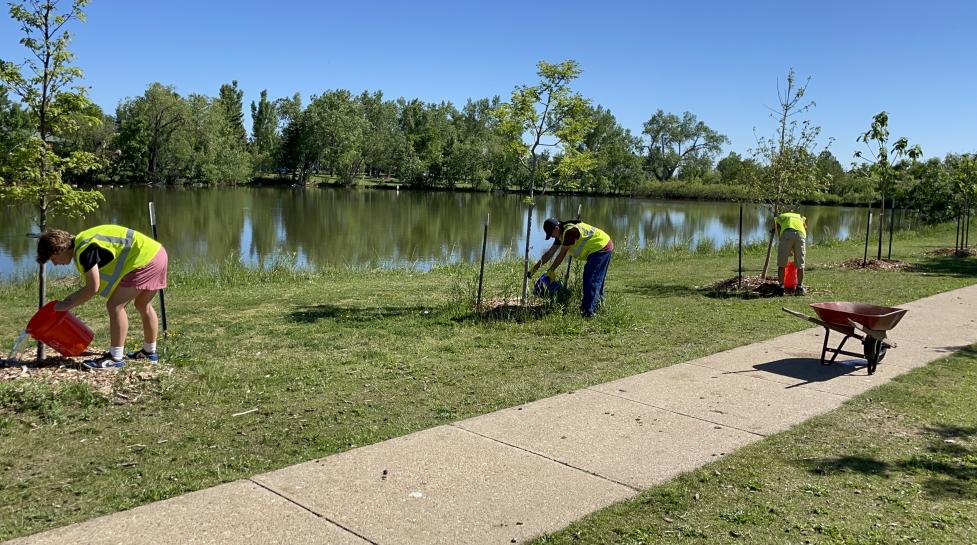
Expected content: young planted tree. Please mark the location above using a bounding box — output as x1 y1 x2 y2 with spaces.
0 0 103 359
642 110 728 181
854 111 921 260
495 60 595 303
750 69 828 279
947 153 977 253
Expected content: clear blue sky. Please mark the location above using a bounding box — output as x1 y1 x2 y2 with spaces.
2 0 975 164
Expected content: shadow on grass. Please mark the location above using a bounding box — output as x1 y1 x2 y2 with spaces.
909 254 977 277
621 282 701 297
289 304 431 323
797 425 977 499
453 300 564 324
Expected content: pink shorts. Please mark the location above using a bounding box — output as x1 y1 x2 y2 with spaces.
119 247 168 291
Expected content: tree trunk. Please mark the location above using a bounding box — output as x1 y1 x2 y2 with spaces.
862 202 871 267
759 207 776 280
876 191 885 261
520 154 538 305
963 202 970 248
887 199 895 260
37 201 47 361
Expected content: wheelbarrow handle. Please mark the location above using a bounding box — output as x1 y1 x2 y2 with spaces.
782 307 823 326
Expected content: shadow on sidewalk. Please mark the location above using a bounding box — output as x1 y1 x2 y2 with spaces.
743 356 872 385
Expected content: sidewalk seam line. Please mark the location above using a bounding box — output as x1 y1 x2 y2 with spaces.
584 387 769 438
249 478 381 545
449 424 642 493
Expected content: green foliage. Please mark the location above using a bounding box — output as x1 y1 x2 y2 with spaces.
642 110 728 181
249 89 279 175
495 59 596 194
114 83 189 183
0 0 103 226
750 69 829 211
575 105 644 194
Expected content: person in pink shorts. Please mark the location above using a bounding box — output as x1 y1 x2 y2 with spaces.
36 225 168 369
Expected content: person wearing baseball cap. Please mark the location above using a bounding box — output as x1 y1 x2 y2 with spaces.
528 217 614 317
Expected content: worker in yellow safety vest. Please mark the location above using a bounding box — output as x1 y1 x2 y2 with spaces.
36 225 169 369
774 211 808 296
528 218 614 317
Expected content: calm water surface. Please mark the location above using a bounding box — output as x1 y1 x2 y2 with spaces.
0 187 902 279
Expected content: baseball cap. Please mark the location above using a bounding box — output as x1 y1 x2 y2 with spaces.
543 218 559 240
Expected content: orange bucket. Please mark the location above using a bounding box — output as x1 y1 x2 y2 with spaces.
784 261 798 290
26 301 94 357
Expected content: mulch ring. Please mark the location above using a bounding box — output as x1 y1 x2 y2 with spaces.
0 348 171 404
837 258 916 271
706 275 831 298
925 247 977 257
473 296 553 320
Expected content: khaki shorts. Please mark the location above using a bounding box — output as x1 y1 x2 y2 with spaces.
778 230 805 269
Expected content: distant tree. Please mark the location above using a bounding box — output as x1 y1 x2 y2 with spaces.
642 110 728 181
359 90 401 178
816 150 845 188
716 152 758 186
495 59 595 302
577 105 643 194
750 69 829 279
0 85 32 176
184 93 252 184
854 111 921 259
304 89 368 186
0 0 103 360
216 80 247 145
250 89 279 175
115 83 189 183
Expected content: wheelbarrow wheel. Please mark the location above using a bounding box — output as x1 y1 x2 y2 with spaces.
863 338 886 375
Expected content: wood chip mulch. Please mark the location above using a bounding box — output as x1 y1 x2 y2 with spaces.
837 258 915 271
706 276 831 297
925 247 976 257
1 348 170 404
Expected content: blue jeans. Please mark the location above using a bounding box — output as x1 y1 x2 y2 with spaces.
581 250 612 317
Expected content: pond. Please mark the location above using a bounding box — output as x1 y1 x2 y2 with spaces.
0 186 905 279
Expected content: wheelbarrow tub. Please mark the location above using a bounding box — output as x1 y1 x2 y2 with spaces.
810 302 907 332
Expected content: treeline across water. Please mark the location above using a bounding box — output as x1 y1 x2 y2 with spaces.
0 78 972 223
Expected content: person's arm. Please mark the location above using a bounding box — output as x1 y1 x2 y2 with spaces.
546 245 572 274
528 242 561 277
55 265 99 312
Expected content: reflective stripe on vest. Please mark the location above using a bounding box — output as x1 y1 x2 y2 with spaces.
571 224 596 258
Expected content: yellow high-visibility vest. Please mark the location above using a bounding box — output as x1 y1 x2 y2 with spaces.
776 213 807 238
73 225 161 298
559 221 611 260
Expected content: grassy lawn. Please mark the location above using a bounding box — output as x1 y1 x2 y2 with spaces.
530 345 977 545
0 224 975 540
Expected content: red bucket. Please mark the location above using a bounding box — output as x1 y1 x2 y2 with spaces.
26 301 94 357
784 261 798 290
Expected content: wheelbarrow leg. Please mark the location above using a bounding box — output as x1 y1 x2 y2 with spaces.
828 336 850 365
820 327 831 365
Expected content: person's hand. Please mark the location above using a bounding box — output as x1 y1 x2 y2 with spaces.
53 300 70 312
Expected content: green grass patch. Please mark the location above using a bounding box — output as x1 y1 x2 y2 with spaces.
530 346 977 545
0 223 975 540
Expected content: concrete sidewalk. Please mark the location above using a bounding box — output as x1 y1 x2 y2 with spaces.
9 284 977 545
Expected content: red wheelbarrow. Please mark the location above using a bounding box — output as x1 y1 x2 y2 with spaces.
782 302 908 375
